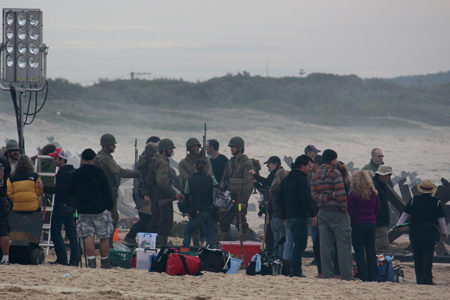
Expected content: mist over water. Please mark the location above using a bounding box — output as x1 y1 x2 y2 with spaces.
1 108 449 182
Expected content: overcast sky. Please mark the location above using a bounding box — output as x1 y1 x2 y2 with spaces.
3 0 450 84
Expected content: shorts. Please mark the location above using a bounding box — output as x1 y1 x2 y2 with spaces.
77 210 113 239
0 196 11 237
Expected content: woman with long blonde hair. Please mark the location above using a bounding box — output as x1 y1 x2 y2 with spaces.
348 170 380 281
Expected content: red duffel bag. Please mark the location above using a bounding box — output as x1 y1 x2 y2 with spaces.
166 253 201 276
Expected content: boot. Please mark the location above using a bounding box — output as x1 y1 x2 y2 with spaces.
159 235 168 248
101 257 112 269
87 258 96 268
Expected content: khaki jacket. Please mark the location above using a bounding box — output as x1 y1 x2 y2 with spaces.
94 149 139 200
178 153 212 190
220 153 253 202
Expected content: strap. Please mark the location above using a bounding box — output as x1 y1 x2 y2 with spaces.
178 254 190 274
222 252 231 271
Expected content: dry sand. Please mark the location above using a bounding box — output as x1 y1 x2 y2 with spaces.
0 256 449 300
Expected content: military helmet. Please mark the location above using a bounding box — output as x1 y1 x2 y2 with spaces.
159 139 176 151
5 139 21 152
228 136 245 149
186 138 201 150
100 133 117 146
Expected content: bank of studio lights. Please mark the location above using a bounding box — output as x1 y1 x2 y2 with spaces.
2 9 46 84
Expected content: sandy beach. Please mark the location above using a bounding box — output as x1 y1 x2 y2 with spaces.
0 256 449 299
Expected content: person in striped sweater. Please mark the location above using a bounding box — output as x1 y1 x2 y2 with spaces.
311 149 353 280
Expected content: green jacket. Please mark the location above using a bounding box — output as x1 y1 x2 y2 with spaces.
94 149 139 199
153 153 177 199
362 160 381 173
219 153 253 202
178 153 212 191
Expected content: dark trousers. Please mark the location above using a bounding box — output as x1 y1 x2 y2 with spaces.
126 212 152 239
149 200 173 237
351 223 378 281
411 239 436 284
51 206 79 265
288 217 308 276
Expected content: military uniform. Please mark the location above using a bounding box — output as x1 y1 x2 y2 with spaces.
94 149 139 230
219 153 253 238
179 153 212 190
147 153 178 246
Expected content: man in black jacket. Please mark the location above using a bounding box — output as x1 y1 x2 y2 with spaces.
44 148 78 266
372 165 393 253
70 149 113 269
278 155 316 277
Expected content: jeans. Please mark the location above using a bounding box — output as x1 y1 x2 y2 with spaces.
183 209 216 247
51 206 79 265
270 218 286 259
288 218 309 276
352 223 378 281
282 222 293 262
126 212 152 240
318 210 353 280
411 239 436 284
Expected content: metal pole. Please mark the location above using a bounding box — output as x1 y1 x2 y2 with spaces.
18 91 25 153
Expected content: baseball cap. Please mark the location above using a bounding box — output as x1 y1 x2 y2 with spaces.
49 148 68 160
264 156 281 165
304 145 321 154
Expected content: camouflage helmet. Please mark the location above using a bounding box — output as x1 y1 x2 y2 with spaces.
100 133 117 146
228 137 244 149
186 138 201 150
5 139 21 152
159 139 176 151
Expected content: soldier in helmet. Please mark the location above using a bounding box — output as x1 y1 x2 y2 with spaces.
179 138 212 191
148 139 183 247
94 134 140 243
219 137 254 240
2 140 21 173
178 138 212 246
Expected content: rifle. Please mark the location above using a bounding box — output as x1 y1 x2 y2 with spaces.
134 138 138 169
202 122 207 158
237 185 244 260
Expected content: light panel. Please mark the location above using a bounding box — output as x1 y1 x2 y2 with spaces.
2 8 44 84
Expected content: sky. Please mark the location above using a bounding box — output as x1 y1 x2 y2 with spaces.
3 0 450 84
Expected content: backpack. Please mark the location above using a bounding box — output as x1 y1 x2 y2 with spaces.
166 253 201 276
246 253 272 276
377 256 395 282
198 245 231 273
152 247 176 273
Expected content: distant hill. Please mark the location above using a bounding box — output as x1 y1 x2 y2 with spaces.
1 72 449 127
391 71 450 87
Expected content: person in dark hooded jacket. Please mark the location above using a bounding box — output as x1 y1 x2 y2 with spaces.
278 155 315 277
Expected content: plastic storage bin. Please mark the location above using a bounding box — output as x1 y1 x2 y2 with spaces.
137 232 158 249
136 248 157 271
108 248 133 268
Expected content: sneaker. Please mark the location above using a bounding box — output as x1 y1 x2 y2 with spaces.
87 258 96 268
0 260 9 265
101 258 112 269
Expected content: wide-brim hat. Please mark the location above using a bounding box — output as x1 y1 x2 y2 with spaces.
375 165 392 176
417 179 437 194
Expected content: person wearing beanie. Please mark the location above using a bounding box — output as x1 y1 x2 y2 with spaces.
69 148 113 269
311 149 353 280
